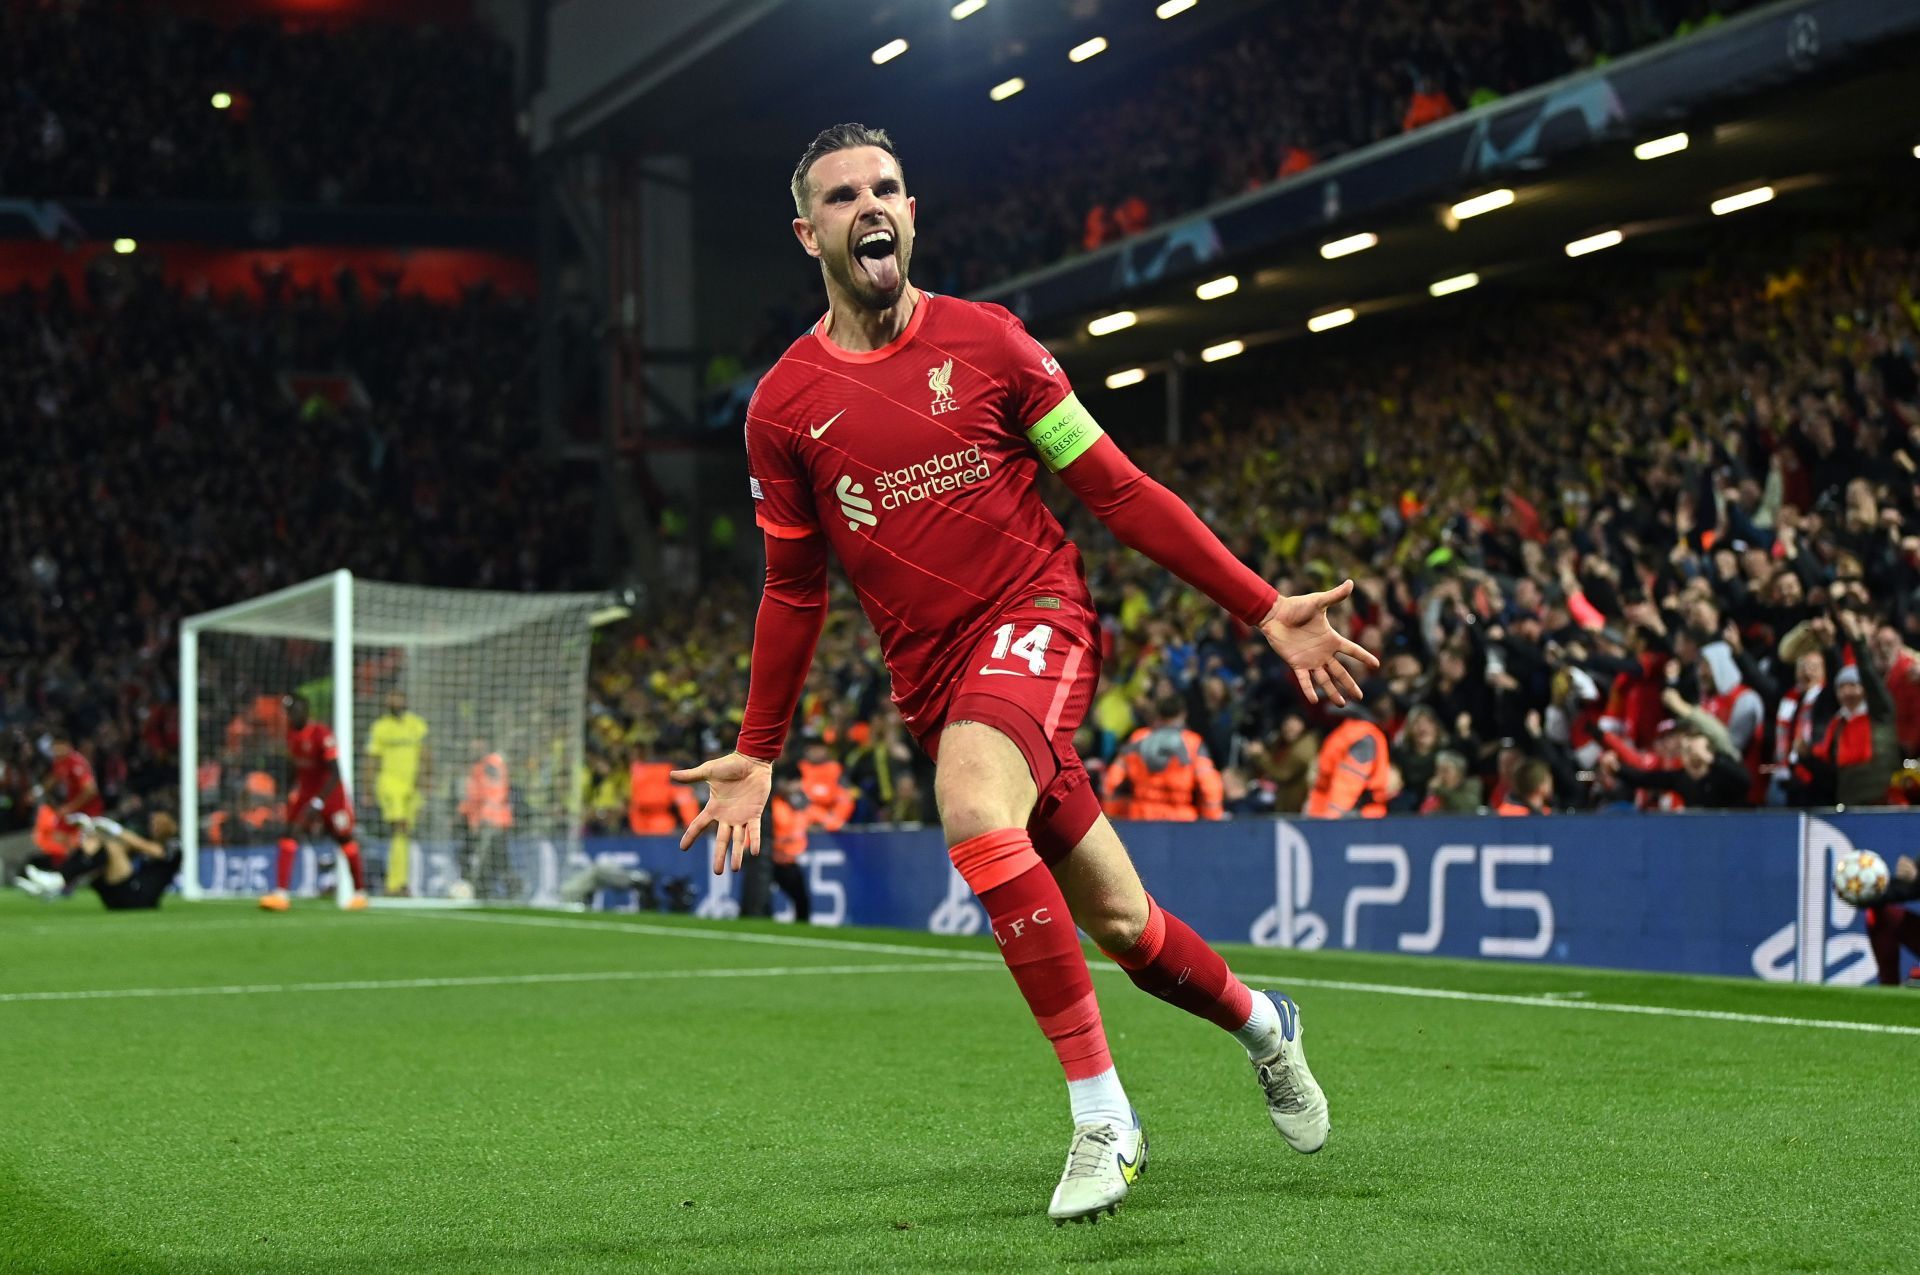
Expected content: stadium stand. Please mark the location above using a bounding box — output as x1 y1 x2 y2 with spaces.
597 211 1920 821
0 0 525 205
0 257 585 837
744 0 1757 359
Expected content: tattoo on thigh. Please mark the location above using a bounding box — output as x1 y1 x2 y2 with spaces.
948 720 979 729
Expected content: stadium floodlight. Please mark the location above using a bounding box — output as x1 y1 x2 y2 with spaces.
1429 271 1478 296
1450 189 1515 220
990 77 1026 101
1087 310 1137 336
951 0 987 19
1194 274 1239 301
1914 143 1920 159
211 91 233 110
1320 231 1378 260
1201 339 1245 363
1711 185 1774 216
1565 229 1624 257
112 237 137 254
871 38 908 65
1308 308 1355 333
1156 0 1197 18
1634 132 1688 160
1069 37 1108 63
1105 368 1147 389
179 571 605 905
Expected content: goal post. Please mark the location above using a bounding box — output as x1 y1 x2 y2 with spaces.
180 571 606 905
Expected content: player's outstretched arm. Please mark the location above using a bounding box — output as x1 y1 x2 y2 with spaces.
671 753 774 873
1049 424 1378 703
673 530 829 874
1258 581 1379 707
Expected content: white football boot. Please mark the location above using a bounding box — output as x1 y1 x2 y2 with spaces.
1250 991 1330 1153
1047 1114 1146 1225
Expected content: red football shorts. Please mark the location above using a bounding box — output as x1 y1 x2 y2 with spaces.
921 595 1102 864
287 786 355 839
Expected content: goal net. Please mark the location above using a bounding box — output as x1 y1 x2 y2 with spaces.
179 570 605 905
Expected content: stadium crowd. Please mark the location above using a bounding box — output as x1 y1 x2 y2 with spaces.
603 213 1920 830
0 0 525 206
743 0 1754 361
0 255 587 844
8 216 1916 856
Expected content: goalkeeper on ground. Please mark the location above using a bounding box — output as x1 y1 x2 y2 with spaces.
366 690 430 895
59 812 184 910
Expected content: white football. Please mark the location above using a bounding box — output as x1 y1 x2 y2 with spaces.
1832 849 1890 907
447 880 476 902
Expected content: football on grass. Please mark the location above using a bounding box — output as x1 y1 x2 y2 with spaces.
1832 849 1889 907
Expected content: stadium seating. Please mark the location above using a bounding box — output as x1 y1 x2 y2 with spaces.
0 258 585 835
745 0 1759 359
602 213 1920 821
0 0 525 206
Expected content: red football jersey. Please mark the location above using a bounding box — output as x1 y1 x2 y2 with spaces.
50 752 104 816
745 293 1097 730
287 722 340 791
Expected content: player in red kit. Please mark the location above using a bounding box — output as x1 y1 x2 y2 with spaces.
261 695 368 912
672 125 1377 1223
47 733 104 821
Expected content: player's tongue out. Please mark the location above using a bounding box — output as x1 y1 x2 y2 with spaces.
854 228 899 293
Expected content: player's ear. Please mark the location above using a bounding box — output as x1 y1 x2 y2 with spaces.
907 194 916 227
793 215 821 260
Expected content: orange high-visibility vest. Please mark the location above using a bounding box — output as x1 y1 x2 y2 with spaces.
628 760 700 835
771 796 811 865
32 804 75 861
461 753 512 828
1304 720 1390 819
1102 726 1225 821
798 758 854 831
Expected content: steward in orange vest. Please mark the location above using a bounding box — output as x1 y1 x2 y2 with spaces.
770 769 814 923
628 756 700 835
1496 759 1554 816
798 742 855 831
1102 696 1225 821
1304 713 1390 819
460 749 512 829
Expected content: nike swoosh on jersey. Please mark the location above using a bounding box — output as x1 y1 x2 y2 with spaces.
809 409 847 439
977 667 1026 677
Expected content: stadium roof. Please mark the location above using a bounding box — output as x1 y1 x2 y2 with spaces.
1036 53 1920 383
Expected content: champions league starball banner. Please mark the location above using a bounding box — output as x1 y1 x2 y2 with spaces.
195 812 1909 985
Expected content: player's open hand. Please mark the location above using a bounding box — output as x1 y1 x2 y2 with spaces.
672 752 774 874
1258 580 1380 707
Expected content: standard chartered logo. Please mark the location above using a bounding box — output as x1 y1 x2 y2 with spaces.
835 447 993 533
835 475 877 530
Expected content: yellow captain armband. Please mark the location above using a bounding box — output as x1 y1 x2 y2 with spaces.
1024 392 1106 472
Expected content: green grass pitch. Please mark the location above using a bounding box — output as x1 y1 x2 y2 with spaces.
3 891 1915 1273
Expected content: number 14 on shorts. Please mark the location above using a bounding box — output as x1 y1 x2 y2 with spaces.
984 622 1053 675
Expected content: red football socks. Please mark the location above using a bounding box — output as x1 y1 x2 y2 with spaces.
276 838 365 892
949 828 1114 1081
1102 895 1255 1033
340 840 365 891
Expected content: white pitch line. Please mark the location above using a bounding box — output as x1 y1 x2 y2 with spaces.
1234 972 1920 1037
415 908 1007 964
3 915 393 940
416 910 1920 1038
0 962 995 1005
